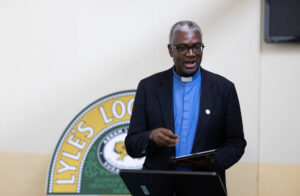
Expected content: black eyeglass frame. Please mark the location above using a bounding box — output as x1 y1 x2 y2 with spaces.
172 43 205 54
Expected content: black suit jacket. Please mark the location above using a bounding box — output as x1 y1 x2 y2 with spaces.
125 67 246 185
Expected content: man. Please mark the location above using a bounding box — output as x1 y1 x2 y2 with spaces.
125 21 246 187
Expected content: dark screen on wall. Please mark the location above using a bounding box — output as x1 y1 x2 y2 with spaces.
270 0 300 36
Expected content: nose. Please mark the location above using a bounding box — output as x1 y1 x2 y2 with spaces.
186 48 196 57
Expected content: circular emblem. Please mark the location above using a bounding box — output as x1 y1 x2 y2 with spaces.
97 126 144 174
47 90 144 195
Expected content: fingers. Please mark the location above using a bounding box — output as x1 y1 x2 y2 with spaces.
156 131 177 147
162 129 179 139
149 128 179 147
157 130 177 144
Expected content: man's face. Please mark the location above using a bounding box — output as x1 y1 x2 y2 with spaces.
168 30 203 77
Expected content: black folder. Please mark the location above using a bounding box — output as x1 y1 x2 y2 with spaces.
169 149 217 162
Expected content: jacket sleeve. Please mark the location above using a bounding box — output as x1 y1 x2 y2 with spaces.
125 81 156 158
213 83 247 172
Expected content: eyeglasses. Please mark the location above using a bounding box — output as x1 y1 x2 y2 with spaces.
172 43 205 54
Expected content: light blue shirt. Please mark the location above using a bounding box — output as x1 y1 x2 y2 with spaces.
173 67 201 163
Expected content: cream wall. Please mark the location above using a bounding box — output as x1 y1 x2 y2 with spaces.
258 6 300 196
0 0 299 195
0 0 259 159
260 43 300 164
257 1 300 195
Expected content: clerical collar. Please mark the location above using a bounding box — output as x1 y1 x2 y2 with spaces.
173 67 201 83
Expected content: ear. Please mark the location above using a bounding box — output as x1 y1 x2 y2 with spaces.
167 44 173 57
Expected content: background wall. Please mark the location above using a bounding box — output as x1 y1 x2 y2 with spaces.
0 0 299 195
259 3 300 194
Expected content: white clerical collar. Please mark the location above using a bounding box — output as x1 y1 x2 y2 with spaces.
173 66 201 83
181 77 193 82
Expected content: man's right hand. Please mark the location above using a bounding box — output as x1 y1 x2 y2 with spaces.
149 128 179 147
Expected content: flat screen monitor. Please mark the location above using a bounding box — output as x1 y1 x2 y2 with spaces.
265 0 300 43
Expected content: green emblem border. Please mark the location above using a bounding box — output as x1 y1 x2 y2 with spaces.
47 90 136 195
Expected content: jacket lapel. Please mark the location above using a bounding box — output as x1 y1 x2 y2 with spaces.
192 68 213 152
157 68 175 133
